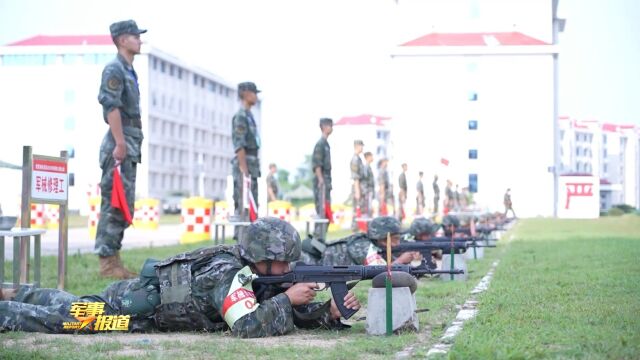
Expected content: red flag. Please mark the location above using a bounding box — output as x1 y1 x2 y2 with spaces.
324 201 334 224
356 207 368 232
379 201 388 216
440 158 450 166
248 189 258 222
111 166 133 225
244 176 258 222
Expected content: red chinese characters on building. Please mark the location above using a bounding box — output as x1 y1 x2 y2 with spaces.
565 182 593 209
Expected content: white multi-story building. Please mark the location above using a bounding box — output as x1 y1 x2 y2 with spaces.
559 117 640 210
0 34 257 213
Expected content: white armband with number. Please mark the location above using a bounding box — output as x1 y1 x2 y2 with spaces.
222 266 260 328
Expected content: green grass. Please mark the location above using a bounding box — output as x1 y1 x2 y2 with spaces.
1 226 506 359
448 216 640 360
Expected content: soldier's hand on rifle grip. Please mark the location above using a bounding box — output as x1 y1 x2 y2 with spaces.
393 251 421 265
329 290 360 319
284 283 317 306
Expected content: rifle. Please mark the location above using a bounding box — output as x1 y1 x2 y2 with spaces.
428 237 497 249
251 261 463 319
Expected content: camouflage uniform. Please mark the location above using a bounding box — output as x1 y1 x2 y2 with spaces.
0 218 344 337
95 22 146 257
416 178 424 213
350 153 365 231
377 166 392 215
301 216 403 266
231 82 261 225
266 172 279 201
312 130 332 239
362 162 375 218
433 178 440 214
398 171 407 220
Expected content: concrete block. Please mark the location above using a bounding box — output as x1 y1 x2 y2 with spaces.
464 245 484 260
441 254 467 281
366 287 419 335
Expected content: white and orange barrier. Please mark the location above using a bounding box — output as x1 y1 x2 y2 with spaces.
133 198 160 230
267 200 293 222
30 203 46 229
88 196 101 240
180 197 213 244
214 200 231 222
45 204 60 230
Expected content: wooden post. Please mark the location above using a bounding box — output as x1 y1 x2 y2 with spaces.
19 146 32 285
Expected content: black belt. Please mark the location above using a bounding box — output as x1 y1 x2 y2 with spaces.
122 117 142 129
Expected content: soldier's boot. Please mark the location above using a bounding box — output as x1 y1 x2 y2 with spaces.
115 252 138 278
99 255 135 280
0 288 17 301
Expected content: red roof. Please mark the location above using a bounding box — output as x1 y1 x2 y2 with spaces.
7 35 113 46
402 32 549 47
602 123 618 132
335 114 391 126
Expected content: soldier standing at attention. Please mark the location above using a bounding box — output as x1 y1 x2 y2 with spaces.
266 163 279 202
362 152 375 218
416 171 425 216
0 218 360 337
231 82 261 238
398 163 408 221
95 20 147 280
312 118 333 239
350 140 365 232
433 175 440 215
377 158 391 216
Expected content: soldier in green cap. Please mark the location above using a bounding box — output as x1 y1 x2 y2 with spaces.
300 216 420 266
312 118 333 240
350 140 365 231
0 218 360 337
95 20 147 280
231 81 261 238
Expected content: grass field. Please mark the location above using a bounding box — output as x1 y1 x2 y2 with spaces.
2 216 639 359
447 215 640 359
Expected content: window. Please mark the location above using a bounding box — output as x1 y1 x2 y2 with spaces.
64 116 75 131
169 64 175 77
468 91 478 101
160 61 166 73
178 68 183 79
468 149 478 159
209 81 217 92
153 57 158 70
602 135 607 144
468 174 478 193
604 164 608 173
193 74 199 85
468 120 478 130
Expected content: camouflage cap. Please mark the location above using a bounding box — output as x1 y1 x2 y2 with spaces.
442 215 460 228
367 216 405 240
354 140 364 146
110 20 147 38
240 217 301 263
319 118 333 127
238 82 261 94
409 218 440 237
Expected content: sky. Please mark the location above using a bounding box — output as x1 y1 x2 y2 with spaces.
0 0 639 174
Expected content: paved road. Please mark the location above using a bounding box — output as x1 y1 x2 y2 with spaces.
2 221 321 261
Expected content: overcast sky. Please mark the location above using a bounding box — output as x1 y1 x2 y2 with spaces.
1 0 639 173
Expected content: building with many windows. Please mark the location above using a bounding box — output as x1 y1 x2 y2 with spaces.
559 116 639 210
0 35 256 213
